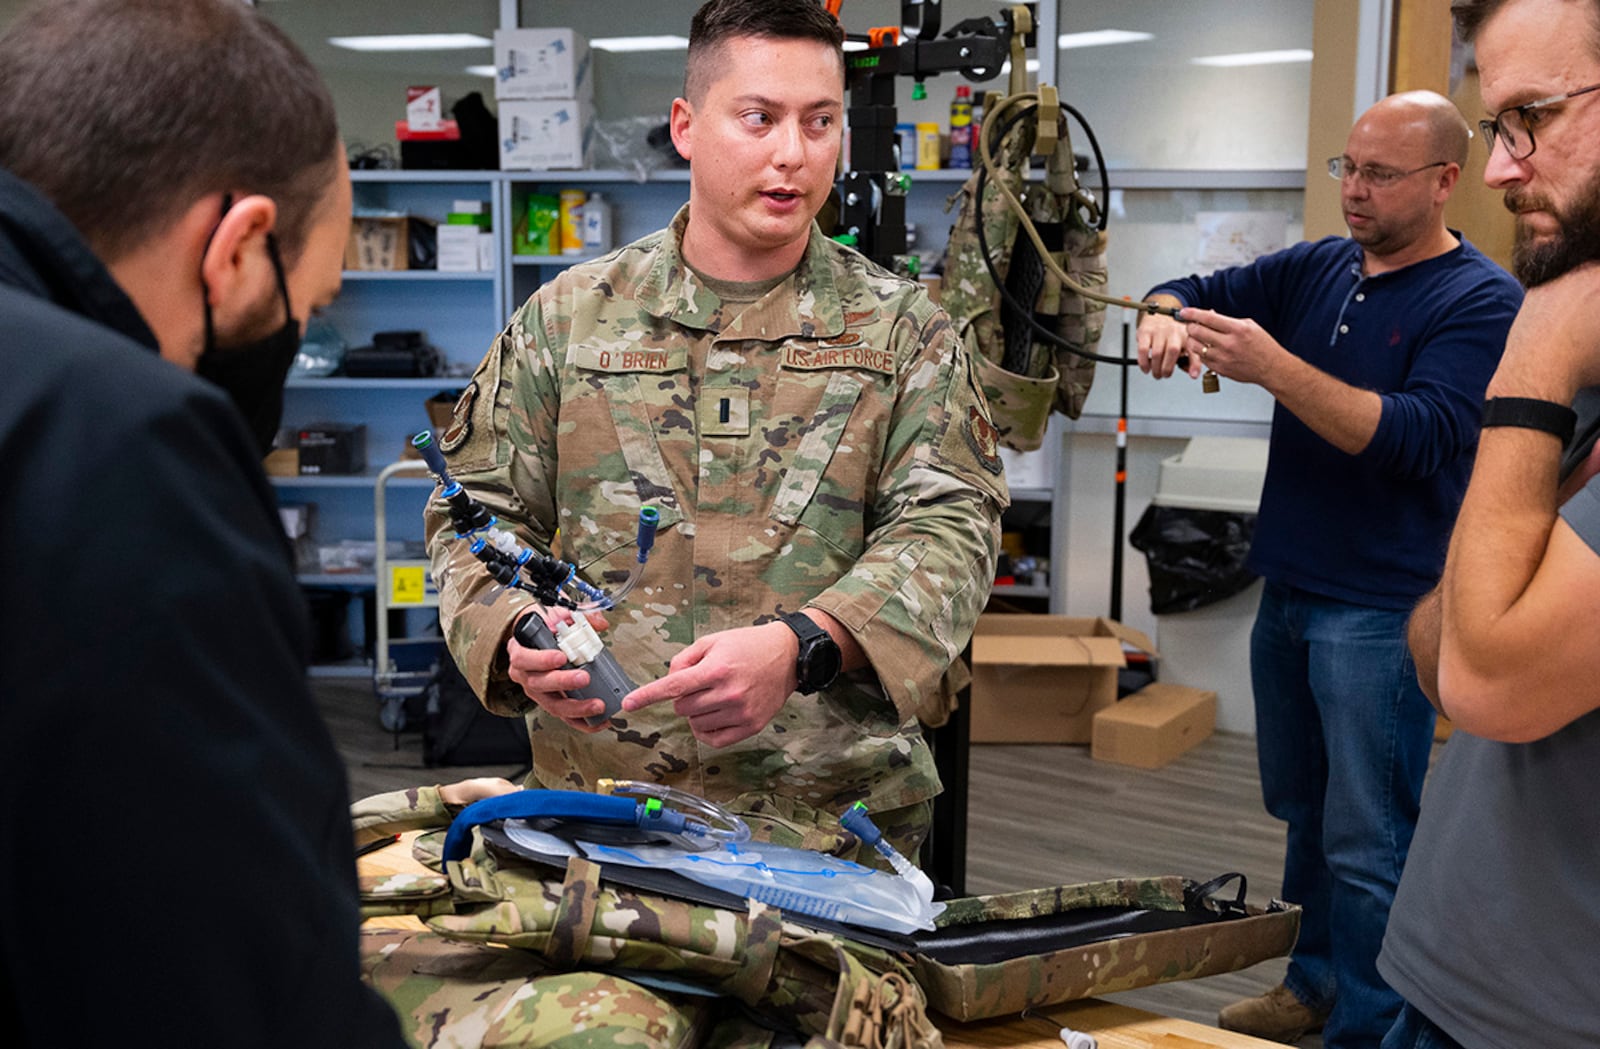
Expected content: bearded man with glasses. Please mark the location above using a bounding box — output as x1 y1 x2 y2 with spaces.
1135 90 1523 1048
1379 2 1600 1048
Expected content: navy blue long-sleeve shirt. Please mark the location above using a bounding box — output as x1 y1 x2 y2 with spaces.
1151 234 1522 608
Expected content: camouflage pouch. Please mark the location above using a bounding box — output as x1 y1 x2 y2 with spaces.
905 874 1300 1022
940 95 1108 452
356 792 941 1049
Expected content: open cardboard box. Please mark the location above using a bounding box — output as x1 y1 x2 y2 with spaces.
968 614 1158 744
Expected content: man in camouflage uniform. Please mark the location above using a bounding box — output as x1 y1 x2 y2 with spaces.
426 0 1006 866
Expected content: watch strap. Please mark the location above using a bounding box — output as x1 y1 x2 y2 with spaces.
778 611 828 646
1481 397 1577 443
778 611 838 694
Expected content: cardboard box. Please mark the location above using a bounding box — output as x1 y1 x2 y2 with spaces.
405 85 444 131
968 614 1157 744
436 223 484 272
494 28 592 100
344 215 409 271
498 98 594 170
262 446 299 477
1091 682 1217 769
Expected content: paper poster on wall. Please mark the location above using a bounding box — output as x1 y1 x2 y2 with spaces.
1194 211 1290 270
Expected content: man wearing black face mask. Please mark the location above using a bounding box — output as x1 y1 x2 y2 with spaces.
195 212 303 456
0 2 406 1047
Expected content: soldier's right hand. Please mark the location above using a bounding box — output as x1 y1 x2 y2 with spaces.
506 607 613 733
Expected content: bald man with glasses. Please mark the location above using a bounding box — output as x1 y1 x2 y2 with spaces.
1378 3 1600 1048
1136 90 1523 1048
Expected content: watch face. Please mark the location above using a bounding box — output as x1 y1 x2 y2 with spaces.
783 612 841 693
804 638 842 691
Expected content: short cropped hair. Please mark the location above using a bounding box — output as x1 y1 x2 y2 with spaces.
684 0 845 103
0 0 339 263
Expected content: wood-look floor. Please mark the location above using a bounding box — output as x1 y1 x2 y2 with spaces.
318 679 1320 1045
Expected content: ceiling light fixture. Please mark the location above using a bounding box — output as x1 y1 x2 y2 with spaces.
1192 48 1314 68
589 35 690 53
328 33 492 52
1058 30 1154 49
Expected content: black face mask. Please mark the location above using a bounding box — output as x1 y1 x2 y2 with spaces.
196 227 300 458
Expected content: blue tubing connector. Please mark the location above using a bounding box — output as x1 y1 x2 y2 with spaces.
636 506 660 564
839 801 883 846
412 430 457 491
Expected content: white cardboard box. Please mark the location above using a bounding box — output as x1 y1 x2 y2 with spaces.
494 28 592 101
498 98 593 170
405 86 443 131
436 224 483 272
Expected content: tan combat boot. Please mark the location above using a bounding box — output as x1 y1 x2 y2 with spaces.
1216 984 1329 1044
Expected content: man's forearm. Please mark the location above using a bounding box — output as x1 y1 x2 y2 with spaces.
1265 354 1383 456
1437 427 1563 697
1406 588 1445 714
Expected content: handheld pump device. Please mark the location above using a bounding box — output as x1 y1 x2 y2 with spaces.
412 430 659 726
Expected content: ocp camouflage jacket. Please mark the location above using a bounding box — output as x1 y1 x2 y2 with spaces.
427 205 1007 826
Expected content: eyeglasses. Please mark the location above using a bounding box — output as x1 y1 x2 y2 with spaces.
1479 81 1600 160
1327 156 1448 187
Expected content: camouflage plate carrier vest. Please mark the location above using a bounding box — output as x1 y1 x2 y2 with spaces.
940 95 1110 452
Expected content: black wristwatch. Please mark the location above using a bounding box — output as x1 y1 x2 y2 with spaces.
778 612 842 694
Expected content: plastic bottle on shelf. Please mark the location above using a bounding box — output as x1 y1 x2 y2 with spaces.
558 188 586 255
581 192 612 253
949 84 973 169
895 122 917 170
914 122 940 170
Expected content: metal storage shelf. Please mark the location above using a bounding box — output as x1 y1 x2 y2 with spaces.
271 468 436 489
341 270 494 281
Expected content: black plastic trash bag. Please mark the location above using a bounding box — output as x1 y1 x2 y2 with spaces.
1128 504 1259 614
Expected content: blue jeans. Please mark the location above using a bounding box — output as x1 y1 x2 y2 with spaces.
1250 582 1437 1049
1380 1003 1468 1049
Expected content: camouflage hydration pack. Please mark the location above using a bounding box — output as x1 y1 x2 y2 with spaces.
354 788 1298 1048
940 84 1111 452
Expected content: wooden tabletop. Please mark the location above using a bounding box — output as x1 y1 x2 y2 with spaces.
359 833 1278 1049
940 999 1282 1049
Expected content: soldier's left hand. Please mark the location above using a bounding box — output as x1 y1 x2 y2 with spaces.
1178 306 1287 388
620 623 796 748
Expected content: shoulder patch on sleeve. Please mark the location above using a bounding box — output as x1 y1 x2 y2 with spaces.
932 341 1010 506
961 405 1004 476
439 381 478 452
438 330 512 473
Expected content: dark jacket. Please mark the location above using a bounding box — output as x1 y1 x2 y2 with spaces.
0 166 404 1048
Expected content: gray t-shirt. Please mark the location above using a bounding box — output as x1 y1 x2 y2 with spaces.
1377 480 1600 1049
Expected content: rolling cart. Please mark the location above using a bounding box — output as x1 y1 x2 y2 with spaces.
372 458 440 731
